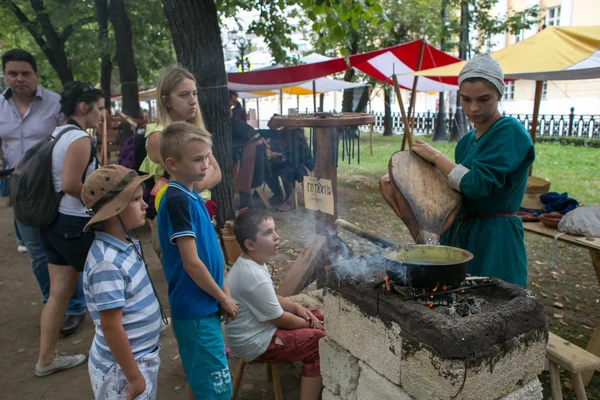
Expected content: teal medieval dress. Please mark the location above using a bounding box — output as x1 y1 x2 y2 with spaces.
440 116 535 287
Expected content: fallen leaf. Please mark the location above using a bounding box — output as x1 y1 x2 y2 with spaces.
559 244 565 248
553 313 564 319
577 334 585 340
172 354 180 361
532 282 542 289
540 292 550 298
563 381 573 390
17 348 25 353
174 385 182 391
553 302 564 309
582 325 593 330
31 302 38 305
576 284 580 288
534 260 547 265
575 305 582 311
560 320 569 327
72 339 82 345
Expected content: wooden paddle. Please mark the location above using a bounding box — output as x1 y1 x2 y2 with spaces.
387 151 462 244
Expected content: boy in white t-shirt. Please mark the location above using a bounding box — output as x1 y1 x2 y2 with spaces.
224 209 326 400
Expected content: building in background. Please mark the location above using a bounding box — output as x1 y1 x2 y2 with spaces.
490 0 600 115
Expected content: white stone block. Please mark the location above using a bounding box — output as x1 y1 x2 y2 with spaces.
400 332 547 400
500 378 543 400
324 291 403 384
322 388 344 400
319 337 359 400
356 361 412 400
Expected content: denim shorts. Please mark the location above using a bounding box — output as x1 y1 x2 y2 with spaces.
173 312 232 399
40 213 95 272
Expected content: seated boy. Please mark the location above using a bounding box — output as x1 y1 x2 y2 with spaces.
156 121 238 400
81 165 163 399
224 209 326 400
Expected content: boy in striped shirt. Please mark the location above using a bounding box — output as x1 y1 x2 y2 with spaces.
81 165 163 400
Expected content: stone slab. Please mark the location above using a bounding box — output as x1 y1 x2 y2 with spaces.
501 379 543 400
319 337 359 399
324 291 402 385
356 361 412 400
322 388 343 400
399 330 547 400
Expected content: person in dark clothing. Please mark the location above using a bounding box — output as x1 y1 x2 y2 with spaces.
229 90 247 122
259 124 314 211
231 117 266 209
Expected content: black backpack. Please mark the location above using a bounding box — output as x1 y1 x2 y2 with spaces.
9 126 95 228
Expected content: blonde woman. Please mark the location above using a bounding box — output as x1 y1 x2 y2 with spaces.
140 66 222 256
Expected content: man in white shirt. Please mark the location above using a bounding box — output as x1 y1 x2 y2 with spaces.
0 49 86 334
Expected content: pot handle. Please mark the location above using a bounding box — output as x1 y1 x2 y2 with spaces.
335 219 397 249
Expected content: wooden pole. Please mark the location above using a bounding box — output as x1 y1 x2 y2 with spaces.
312 80 317 113
403 39 426 150
529 80 544 176
392 75 413 150
369 123 374 156
256 97 260 128
279 89 283 115
102 110 108 165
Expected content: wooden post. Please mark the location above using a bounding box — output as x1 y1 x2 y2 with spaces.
279 89 283 115
256 97 260 128
529 80 544 176
392 75 413 150
407 39 426 137
369 124 374 155
297 95 300 113
312 80 317 113
102 110 108 165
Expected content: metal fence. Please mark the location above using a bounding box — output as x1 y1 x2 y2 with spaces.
371 108 600 139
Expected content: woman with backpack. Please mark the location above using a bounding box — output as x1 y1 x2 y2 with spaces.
34 82 104 377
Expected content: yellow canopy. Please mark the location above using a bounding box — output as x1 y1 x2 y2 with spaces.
413 26 600 81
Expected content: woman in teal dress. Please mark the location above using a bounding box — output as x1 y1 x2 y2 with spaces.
411 54 535 288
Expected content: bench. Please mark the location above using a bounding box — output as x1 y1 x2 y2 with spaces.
547 332 600 400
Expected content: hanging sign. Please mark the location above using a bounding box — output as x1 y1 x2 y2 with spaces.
303 176 334 215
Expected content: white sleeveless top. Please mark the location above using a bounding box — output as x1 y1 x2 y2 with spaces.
50 125 98 218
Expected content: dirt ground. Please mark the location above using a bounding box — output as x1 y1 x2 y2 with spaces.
1 181 599 399
0 204 304 400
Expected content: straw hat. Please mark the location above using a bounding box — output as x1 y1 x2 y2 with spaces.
81 165 152 232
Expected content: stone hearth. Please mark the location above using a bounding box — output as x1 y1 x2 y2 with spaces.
320 277 548 400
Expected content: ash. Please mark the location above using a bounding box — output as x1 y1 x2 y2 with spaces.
446 295 486 318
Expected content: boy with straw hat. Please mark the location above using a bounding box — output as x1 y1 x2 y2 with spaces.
81 165 167 400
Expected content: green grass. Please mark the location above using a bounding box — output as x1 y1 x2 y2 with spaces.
336 133 600 206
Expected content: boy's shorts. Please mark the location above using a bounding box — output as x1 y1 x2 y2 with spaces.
173 312 232 399
254 309 326 377
88 345 160 400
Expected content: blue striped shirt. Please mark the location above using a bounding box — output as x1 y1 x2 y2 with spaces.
84 232 161 373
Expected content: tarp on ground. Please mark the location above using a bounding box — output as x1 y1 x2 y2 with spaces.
228 40 461 92
412 26 600 82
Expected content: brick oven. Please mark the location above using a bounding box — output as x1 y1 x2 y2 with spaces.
319 270 548 400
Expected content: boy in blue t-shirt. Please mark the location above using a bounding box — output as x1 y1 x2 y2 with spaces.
157 121 238 399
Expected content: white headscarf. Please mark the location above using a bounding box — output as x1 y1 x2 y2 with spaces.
458 54 505 97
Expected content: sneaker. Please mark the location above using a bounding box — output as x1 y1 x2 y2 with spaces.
60 314 86 337
17 245 27 253
35 354 86 377
160 317 171 334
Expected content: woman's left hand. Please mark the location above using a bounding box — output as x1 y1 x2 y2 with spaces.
410 140 441 163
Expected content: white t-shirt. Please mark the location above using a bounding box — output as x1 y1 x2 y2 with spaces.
223 257 284 361
50 125 97 217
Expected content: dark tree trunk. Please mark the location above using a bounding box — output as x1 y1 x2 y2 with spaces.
6 0 74 84
433 92 447 141
109 0 140 120
383 85 393 136
161 0 235 226
95 0 112 111
450 0 470 142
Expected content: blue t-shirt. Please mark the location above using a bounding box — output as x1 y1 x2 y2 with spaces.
157 181 224 319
